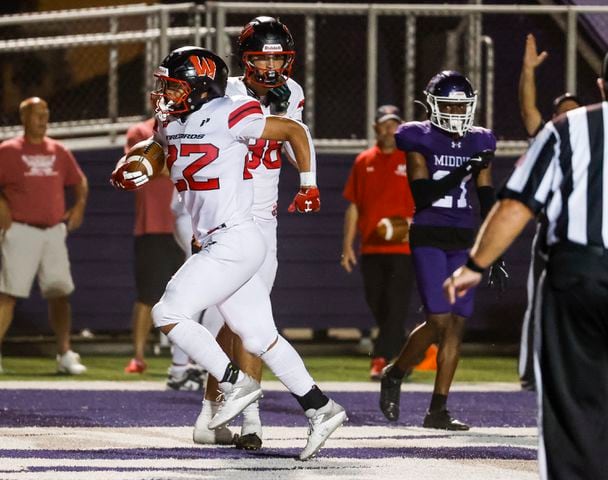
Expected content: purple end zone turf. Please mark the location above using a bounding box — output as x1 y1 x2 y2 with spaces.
0 390 536 428
0 446 537 461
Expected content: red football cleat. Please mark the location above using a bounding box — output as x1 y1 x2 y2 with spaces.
124 358 147 374
369 357 387 381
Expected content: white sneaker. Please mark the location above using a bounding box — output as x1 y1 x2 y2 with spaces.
193 410 234 445
57 350 87 375
208 374 262 430
299 399 347 460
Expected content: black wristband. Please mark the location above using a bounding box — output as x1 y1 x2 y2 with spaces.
466 256 485 273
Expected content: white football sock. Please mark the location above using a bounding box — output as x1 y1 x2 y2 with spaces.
260 335 314 397
241 401 262 436
201 399 219 418
171 345 190 368
166 322 230 382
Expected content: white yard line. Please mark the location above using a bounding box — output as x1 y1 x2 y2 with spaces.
0 426 538 479
0 425 538 451
0 457 538 480
0 380 524 392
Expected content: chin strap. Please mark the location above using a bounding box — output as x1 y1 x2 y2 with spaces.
414 99 430 119
245 82 260 100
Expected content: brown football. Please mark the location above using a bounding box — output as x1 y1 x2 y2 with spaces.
124 140 165 177
376 216 410 243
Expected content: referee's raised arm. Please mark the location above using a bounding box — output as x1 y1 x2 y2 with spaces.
445 53 608 480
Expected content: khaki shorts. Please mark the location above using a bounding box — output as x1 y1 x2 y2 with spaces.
0 222 74 299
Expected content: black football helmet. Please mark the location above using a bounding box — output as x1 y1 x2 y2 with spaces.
152 46 228 116
237 16 295 88
424 70 477 136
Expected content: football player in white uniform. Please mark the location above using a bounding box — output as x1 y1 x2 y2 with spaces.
111 46 345 461
194 16 309 451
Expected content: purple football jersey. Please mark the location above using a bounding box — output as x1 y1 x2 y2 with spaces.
395 120 496 229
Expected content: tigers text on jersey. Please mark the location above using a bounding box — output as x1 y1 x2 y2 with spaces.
226 77 305 220
154 95 266 241
395 120 496 229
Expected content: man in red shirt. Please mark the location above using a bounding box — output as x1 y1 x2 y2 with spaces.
123 117 187 381
341 105 416 380
0 97 88 374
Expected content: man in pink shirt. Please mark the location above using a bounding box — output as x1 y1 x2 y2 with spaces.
0 97 88 374
123 117 186 379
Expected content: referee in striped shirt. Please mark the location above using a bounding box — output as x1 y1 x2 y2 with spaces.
445 54 608 480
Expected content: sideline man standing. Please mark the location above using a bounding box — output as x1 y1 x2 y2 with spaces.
517 33 581 390
446 55 608 480
0 97 88 374
341 105 415 380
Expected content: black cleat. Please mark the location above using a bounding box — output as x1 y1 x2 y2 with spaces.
423 409 470 431
520 380 536 392
379 365 401 421
234 433 262 450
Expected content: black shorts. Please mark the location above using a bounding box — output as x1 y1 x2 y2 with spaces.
134 234 185 306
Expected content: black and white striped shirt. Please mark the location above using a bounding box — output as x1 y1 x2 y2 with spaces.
500 101 608 249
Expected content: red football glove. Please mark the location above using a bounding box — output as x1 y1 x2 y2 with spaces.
110 163 150 191
288 186 321 213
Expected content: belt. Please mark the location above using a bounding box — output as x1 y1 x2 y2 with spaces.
550 241 608 257
207 223 227 236
20 222 55 230
191 223 227 254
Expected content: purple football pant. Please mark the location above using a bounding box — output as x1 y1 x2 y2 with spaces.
412 246 475 318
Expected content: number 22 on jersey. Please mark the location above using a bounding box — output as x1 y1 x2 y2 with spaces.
167 143 221 192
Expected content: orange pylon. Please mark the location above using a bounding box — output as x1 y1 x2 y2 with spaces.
414 344 438 371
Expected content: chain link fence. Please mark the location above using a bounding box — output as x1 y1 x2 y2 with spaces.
1 2 608 154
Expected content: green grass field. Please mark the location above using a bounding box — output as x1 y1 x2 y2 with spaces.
0 355 519 383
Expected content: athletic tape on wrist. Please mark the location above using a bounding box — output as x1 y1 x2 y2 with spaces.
300 171 316 186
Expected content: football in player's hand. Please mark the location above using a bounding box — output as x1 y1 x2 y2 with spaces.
376 216 410 243
124 140 165 177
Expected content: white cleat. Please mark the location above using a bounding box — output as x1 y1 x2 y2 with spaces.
208 374 263 430
193 413 234 445
56 350 87 375
299 399 347 461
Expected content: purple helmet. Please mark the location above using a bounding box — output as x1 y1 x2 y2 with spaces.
424 70 477 136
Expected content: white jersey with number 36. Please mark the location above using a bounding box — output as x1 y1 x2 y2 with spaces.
226 77 305 220
154 95 266 241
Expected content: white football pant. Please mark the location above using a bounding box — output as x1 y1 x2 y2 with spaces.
202 216 277 334
153 220 278 357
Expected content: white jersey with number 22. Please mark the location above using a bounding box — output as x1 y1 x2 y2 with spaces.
154 95 266 242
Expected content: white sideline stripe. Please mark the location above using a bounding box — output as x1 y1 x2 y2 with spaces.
0 426 538 480
0 380 524 392
0 458 538 480
0 425 538 451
